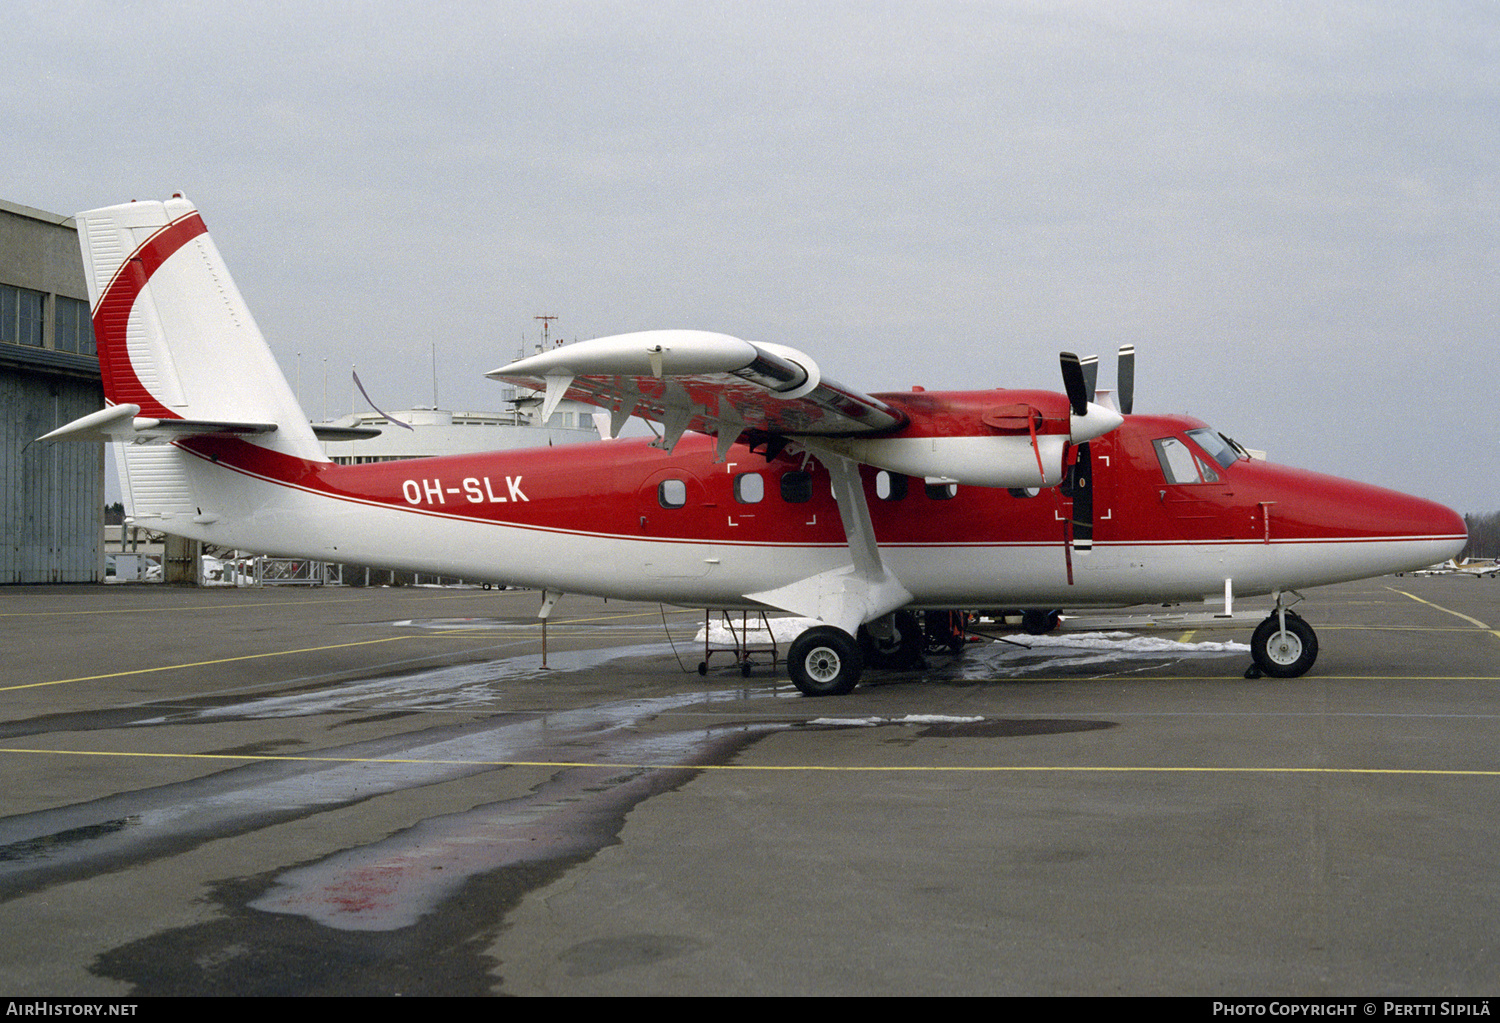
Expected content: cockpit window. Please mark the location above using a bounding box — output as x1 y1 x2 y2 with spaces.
1186 428 1245 470
1153 437 1219 484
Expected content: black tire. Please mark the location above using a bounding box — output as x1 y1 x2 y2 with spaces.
788 626 862 697
924 610 967 655
859 611 923 669
697 661 708 676
1250 613 1318 678
740 660 753 678
1022 609 1061 635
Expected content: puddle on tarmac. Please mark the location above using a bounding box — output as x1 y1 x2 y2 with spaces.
1 625 1239 906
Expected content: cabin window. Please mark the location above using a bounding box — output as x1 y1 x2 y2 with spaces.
658 479 687 508
780 470 812 503
876 471 908 501
925 481 958 500
734 472 765 504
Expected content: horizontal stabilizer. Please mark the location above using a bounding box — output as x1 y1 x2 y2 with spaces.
39 405 280 444
128 418 277 440
312 424 384 441
36 404 141 443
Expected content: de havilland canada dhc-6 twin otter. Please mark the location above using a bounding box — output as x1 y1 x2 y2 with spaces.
44 196 1467 695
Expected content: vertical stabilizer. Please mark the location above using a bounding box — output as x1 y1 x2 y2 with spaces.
73 196 325 462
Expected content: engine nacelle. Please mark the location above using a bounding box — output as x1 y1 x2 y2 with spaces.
808 433 1069 488
804 389 1121 489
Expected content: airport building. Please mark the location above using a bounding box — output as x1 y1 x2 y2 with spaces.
0 199 103 584
319 403 599 464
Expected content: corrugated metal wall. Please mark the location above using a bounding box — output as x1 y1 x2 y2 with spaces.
1 370 104 583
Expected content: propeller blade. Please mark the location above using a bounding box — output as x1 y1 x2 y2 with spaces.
1066 442 1094 552
1059 352 1089 418
1081 355 1099 404
1117 345 1135 415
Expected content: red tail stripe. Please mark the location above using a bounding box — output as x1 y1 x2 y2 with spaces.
91 212 209 420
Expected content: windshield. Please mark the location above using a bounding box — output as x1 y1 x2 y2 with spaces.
1186 428 1247 469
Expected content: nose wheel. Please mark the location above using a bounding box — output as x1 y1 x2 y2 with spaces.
1246 610 1318 679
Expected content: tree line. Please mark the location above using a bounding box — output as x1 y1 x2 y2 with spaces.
1462 511 1500 560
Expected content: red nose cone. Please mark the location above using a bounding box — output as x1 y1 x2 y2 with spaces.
1240 461 1467 571
1332 479 1467 541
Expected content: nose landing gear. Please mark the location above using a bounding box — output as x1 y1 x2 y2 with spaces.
1245 591 1319 679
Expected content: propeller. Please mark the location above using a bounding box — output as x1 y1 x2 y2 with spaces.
1117 344 1135 415
1065 444 1094 553
1059 352 1089 417
1059 346 1135 558
1061 345 1140 562
1057 351 1097 555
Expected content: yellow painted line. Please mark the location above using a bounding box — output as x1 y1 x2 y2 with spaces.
1177 630 1197 643
3 745 1500 778
0 607 696 691
1318 625 1492 632
1387 587 1500 640
0 635 455 692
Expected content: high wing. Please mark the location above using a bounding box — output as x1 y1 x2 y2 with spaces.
489 329 1123 490
487 330 907 458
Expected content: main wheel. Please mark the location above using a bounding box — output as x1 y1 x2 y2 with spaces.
788 626 863 697
1250 613 1318 678
859 611 924 669
924 610 968 655
1022 609 1061 635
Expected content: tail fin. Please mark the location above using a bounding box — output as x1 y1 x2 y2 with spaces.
72 195 324 462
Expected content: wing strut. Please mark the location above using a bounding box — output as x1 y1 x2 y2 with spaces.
745 454 912 637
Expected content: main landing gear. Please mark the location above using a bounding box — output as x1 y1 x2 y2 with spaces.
1245 592 1319 679
786 612 972 696
788 626 863 696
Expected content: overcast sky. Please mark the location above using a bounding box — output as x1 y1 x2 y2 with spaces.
8 1 1498 513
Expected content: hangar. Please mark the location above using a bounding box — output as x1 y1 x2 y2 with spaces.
0 198 102 583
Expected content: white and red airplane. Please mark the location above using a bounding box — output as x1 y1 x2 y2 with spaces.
1411 557 1500 579
44 196 1467 695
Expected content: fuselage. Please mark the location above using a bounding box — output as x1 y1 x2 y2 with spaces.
170 409 1466 611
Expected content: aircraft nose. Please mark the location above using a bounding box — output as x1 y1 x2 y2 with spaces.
1375 488 1466 545
1321 477 1468 563
1429 501 1469 561
1251 463 1468 570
